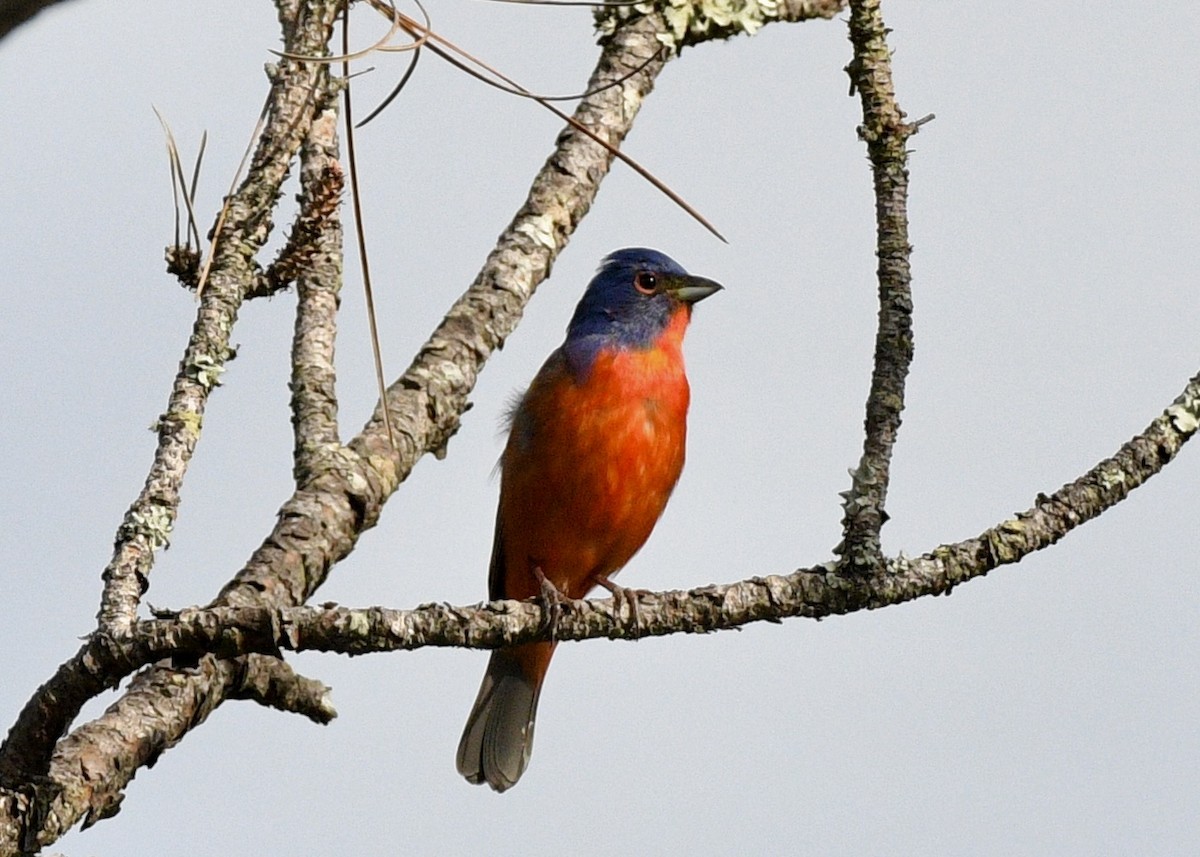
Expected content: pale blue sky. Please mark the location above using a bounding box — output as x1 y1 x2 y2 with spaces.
1 2 1197 854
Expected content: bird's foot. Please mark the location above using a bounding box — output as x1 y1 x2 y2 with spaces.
592 575 649 639
532 565 565 641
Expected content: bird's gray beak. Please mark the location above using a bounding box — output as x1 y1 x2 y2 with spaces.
666 274 723 305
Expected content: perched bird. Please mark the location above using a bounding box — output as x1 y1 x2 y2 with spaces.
456 247 722 792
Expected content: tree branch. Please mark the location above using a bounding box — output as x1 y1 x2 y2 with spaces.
15 370 1198 708
43 658 238 840
595 0 847 49
836 0 924 572
228 654 337 724
0 0 345 842
112 366 1200 652
92 0 346 641
287 103 345 471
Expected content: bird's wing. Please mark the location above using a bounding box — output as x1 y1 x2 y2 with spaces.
487 505 507 602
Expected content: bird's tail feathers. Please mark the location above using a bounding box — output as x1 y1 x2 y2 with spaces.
456 647 546 792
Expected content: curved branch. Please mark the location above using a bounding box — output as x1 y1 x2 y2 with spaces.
909 373 1200 589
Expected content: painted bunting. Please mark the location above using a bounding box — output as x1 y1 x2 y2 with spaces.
456 248 722 791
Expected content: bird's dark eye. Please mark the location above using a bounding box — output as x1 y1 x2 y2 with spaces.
633 272 658 295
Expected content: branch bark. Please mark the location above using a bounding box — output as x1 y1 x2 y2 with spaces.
836 0 924 572
288 105 345 470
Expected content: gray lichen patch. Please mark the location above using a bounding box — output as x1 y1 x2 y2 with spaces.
596 0 787 51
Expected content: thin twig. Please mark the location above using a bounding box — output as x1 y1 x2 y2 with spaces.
152 108 203 249
195 92 273 299
342 5 397 451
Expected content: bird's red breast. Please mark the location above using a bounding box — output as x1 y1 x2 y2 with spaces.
494 305 693 605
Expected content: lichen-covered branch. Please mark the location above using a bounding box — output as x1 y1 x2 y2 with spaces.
287 103 345 472
1 4 342 798
909 372 1200 589
92 1 346 641
16 371 1199 718
836 0 924 572
0 1 345 848
596 0 846 51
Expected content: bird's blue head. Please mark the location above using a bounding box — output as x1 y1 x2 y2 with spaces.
563 248 722 376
